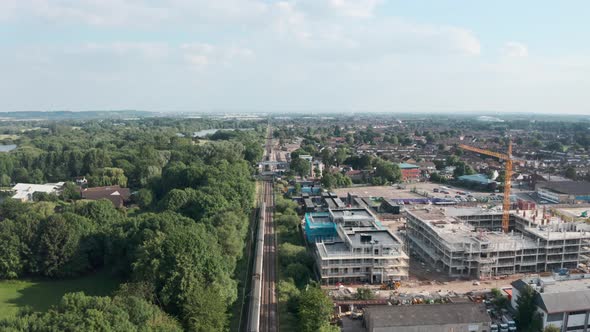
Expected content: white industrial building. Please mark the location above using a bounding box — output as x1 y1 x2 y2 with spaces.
512 274 590 332
11 182 65 202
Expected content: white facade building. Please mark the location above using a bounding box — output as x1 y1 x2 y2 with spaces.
512 275 590 332
11 182 65 202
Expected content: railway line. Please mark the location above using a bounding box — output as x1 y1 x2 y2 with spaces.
260 180 277 332
247 125 278 332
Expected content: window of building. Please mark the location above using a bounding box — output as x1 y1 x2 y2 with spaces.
546 313 563 322
569 310 586 316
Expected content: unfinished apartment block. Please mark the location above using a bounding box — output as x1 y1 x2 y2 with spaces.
406 207 590 279
305 208 409 284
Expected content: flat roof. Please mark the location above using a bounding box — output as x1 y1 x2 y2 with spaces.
406 209 531 250
347 229 400 247
331 208 373 219
305 212 331 225
458 174 494 184
399 162 419 169
514 278 590 314
408 208 590 244
365 303 491 327
538 181 590 195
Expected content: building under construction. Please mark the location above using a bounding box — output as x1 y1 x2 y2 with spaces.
305 208 409 284
406 207 590 279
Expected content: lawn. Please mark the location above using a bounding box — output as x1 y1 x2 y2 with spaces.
0 270 121 320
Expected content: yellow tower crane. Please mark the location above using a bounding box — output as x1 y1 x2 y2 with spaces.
459 141 513 233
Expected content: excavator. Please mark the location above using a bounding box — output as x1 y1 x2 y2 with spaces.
380 279 401 290
459 141 513 233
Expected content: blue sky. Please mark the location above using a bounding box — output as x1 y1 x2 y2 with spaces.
0 0 589 114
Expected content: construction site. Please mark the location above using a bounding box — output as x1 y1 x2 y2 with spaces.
305 207 409 285
406 206 590 279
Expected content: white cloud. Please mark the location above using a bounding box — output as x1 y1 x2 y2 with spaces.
80 42 171 59
328 0 383 18
181 43 254 69
0 0 269 27
502 41 529 57
7 1 588 113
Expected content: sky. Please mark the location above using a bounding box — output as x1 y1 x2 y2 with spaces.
0 0 589 114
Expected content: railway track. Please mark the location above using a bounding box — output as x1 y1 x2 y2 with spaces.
248 124 278 332
259 180 277 332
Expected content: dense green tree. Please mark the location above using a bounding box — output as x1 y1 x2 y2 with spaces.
88 167 128 187
131 222 236 330
0 292 182 331
320 149 333 166
374 160 402 183
298 285 336 332
321 173 337 189
0 173 11 187
514 285 542 332
565 167 577 180
36 213 97 277
133 188 153 209
290 157 311 177
334 148 348 166
61 182 81 200
0 220 23 279
286 263 312 288
355 288 375 300
453 161 475 178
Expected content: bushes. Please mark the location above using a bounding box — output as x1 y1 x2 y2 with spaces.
298 285 339 332
0 292 182 331
0 201 114 279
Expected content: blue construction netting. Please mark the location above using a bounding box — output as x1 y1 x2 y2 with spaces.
288 186 321 194
304 212 336 242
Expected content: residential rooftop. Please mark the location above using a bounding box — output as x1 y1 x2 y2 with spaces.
399 162 419 169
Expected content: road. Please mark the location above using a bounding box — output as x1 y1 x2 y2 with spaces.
260 125 278 332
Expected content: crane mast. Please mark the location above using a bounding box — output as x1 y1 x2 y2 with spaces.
458 141 513 233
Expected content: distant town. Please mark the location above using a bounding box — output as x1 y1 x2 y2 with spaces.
0 112 589 332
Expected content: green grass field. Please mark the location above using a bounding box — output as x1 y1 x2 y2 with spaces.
0 271 121 320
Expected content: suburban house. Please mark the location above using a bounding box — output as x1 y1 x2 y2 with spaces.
399 163 421 182
80 185 131 208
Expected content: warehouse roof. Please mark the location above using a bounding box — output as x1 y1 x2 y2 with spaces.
538 181 590 195
513 278 590 314
399 163 419 169
365 303 491 327
458 173 494 184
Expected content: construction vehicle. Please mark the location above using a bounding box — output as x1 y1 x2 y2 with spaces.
459 141 513 233
380 280 401 290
